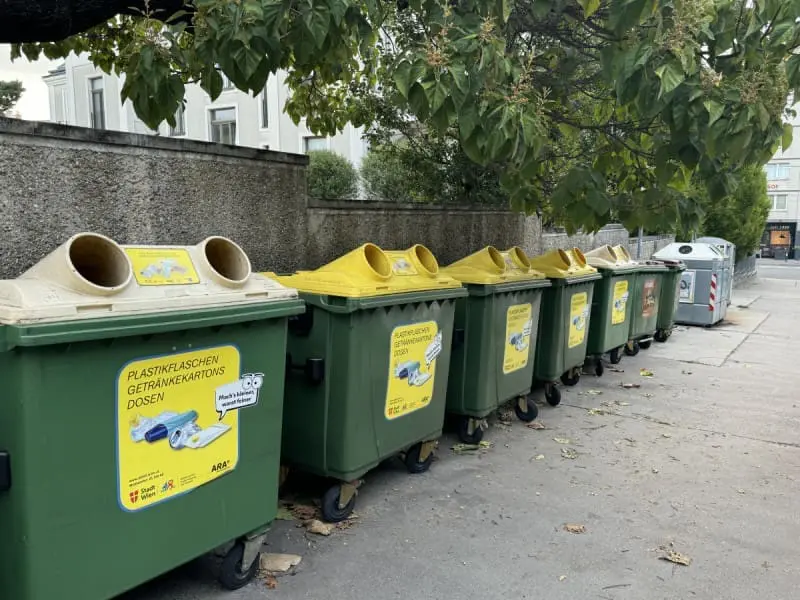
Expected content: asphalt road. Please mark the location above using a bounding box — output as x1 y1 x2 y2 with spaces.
756 258 800 280
121 271 800 600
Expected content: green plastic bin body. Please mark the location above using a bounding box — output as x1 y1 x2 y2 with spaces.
0 301 303 600
586 267 637 356
629 265 668 341
656 263 686 335
281 289 464 482
534 274 601 382
446 279 550 419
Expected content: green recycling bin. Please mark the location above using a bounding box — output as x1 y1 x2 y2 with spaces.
653 259 686 342
441 246 551 443
583 245 639 372
0 234 304 600
270 244 466 523
626 260 668 354
527 249 601 407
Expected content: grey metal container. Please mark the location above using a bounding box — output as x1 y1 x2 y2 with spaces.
652 243 727 326
696 236 736 307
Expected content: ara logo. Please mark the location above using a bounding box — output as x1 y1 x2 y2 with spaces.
212 460 230 473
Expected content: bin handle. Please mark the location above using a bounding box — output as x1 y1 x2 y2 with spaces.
285 353 325 385
452 328 465 348
0 451 10 493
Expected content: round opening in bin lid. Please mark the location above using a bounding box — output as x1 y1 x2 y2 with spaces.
67 233 132 292
411 244 440 276
486 246 506 271
507 247 531 270
202 236 252 285
363 243 393 279
678 245 693 255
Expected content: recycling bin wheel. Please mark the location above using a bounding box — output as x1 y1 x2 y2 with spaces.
654 329 669 342
594 361 604 377
457 416 485 444
219 542 261 591
545 384 562 406
321 484 357 523
513 395 539 422
405 442 435 474
560 368 581 386
609 347 623 364
639 339 652 350
625 340 640 356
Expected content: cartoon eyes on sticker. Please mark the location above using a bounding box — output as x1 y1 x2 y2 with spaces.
242 373 265 390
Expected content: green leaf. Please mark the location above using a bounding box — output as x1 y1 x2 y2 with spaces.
303 3 331 49
459 105 480 140
408 82 429 120
655 62 685 97
577 0 601 17
782 123 794 150
393 61 412 98
704 100 724 125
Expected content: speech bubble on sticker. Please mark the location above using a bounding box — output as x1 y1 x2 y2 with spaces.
215 373 264 420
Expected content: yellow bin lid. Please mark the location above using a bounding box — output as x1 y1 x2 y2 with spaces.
527 248 598 279
268 243 462 298
442 246 547 284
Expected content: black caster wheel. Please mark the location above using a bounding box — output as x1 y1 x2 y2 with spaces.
609 347 622 364
594 361 604 377
639 339 652 350
405 442 434 474
219 541 260 591
654 329 669 343
457 416 485 444
545 385 562 407
624 340 640 356
514 396 539 422
560 370 580 386
321 484 356 523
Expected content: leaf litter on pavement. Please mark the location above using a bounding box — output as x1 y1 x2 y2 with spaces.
451 441 493 454
561 447 579 459
564 523 586 534
640 368 654 377
527 421 547 430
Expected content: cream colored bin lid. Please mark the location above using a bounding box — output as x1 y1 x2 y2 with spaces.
0 233 298 325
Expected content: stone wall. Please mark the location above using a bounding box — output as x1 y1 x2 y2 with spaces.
0 119 671 279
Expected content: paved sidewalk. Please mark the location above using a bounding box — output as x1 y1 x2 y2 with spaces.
124 273 800 600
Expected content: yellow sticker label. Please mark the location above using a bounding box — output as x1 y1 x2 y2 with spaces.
568 292 589 349
503 303 533 374
125 247 200 286
611 281 629 325
385 321 441 420
384 251 418 276
117 346 262 512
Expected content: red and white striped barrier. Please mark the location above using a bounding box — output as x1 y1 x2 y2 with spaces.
709 274 717 312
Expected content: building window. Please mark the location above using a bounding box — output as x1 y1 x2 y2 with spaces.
53 87 67 124
88 77 105 130
209 107 237 145
260 81 269 128
770 194 788 211
304 136 327 153
766 163 790 180
170 104 186 136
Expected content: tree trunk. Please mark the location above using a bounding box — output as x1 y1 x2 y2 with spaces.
0 0 188 43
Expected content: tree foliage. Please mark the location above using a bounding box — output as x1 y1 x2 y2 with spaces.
306 150 359 199
0 80 24 114
680 165 771 260
7 0 800 231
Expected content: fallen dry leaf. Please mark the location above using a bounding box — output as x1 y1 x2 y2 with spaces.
609 367 624 373
662 433 672 438
260 554 302 573
290 503 319 521
275 507 295 521
587 389 603 396
621 382 641 389
527 421 547 430
587 408 606 416
561 447 578 459
553 437 571 444
262 574 278 589
304 519 335 536
534 454 545 460
640 369 654 377
660 551 692 566
451 441 493 454
564 523 586 534
559 575 567 582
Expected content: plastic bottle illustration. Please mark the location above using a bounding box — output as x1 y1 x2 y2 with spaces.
144 410 199 443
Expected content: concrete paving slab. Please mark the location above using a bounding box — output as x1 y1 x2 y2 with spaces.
714 306 769 334
639 326 747 366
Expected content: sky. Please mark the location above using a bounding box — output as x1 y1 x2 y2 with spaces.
0 44 60 120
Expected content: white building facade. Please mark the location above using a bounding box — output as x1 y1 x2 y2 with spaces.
43 54 369 166
762 107 800 258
